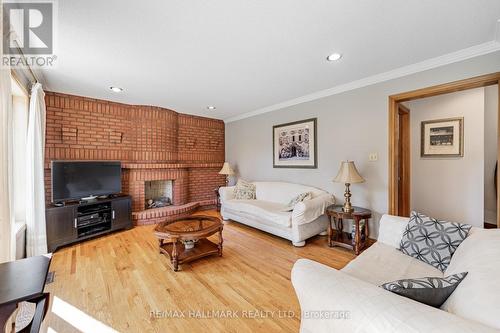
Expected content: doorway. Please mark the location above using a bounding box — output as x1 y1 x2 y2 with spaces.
388 73 500 227
397 104 410 217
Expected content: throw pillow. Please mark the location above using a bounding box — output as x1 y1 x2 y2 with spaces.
281 192 313 212
399 211 472 272
233 179 256 200
380 272 468 308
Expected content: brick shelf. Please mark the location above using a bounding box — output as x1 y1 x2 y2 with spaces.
132 200 216 225
122 163 223 169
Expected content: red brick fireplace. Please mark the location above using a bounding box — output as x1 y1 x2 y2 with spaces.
122 163 223 225
44 92 226 225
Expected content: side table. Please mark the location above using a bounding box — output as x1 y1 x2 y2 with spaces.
214 187 221 212
0 255 52 333
326 204 371 255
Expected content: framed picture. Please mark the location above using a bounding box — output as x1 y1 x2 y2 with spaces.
273 118 317 168
421 117 464 157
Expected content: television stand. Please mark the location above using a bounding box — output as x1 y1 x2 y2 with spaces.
76 201 112 237
45 195 132 252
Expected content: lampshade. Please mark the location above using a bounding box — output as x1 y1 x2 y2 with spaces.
219 162 235 176
333 161 365 184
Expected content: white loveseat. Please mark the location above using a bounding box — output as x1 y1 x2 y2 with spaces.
292 214 500 332
219 181 334 246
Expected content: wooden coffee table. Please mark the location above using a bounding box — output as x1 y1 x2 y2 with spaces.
154 215 223 271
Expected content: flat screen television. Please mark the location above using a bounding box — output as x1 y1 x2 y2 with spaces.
51 161 122 202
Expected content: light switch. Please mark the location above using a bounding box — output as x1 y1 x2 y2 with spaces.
369 153 378 162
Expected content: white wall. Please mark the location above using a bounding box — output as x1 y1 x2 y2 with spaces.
484 85 499 225
225 51 500 238
409 88 484 226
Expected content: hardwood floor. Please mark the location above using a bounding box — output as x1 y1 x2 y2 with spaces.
42 211 357 333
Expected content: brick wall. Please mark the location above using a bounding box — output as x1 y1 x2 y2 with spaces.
45 92 225 165
44 92 226 221
177 114 225 162
188 168 225 202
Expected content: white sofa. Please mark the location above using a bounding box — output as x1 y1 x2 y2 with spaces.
292 214 500 333
219 181 334 246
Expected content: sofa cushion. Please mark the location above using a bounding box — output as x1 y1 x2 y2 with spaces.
399 211 472 272
380 272 468 308
342 242 443 286
223 199 292 227
377 214 409 248
441 228 500 329
253 182 325 204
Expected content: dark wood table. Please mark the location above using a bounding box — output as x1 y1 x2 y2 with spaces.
154 215 223 271
326 205 372 255
0 255 51 333
214 187 221 212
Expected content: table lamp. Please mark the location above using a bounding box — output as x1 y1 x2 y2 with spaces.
333 161 365 213
219 162 235 186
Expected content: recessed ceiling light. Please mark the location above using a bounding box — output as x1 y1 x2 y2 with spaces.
110 86 123 93
326 53 342 61
207 106 216 110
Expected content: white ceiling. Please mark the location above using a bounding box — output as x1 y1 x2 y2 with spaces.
41 0 500 121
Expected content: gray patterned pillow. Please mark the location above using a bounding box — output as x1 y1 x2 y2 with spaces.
380 272 468 308
233 179 256 200
281 192 312 212
399 211 472 272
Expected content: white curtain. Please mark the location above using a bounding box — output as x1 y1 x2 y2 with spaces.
26 83 48 256
0 68 14 263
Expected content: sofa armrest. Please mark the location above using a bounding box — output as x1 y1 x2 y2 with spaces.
377 214 409 248
219 186 235 202
292 193 334 226
292 259 494 333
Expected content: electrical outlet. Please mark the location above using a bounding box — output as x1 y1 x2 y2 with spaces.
369 153 378 162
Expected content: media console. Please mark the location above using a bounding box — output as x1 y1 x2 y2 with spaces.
45 195 132 252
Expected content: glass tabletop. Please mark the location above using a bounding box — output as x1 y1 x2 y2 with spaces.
155 216 221 235
326 204 371 215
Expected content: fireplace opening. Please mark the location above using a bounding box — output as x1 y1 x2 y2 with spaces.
145 180 173 209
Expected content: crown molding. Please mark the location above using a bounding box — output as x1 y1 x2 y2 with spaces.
225 40 500 123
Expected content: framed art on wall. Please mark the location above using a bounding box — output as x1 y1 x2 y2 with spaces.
273 118 317 168
421 117 464 157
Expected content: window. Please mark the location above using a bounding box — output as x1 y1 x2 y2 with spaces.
11 76 29 224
